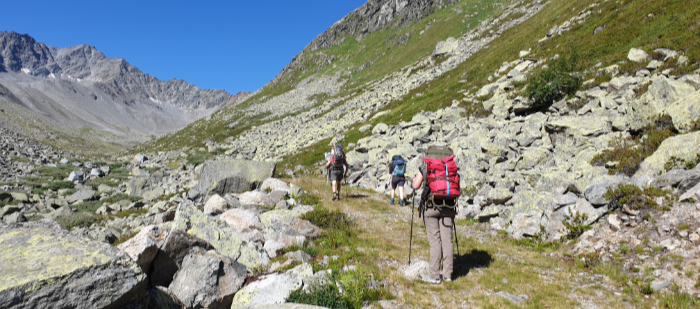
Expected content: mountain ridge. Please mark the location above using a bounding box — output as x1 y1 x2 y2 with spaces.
0 31 249 153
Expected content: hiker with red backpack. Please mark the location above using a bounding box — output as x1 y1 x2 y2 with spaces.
326 144 349 201
387 154 407 206
411 145 460 284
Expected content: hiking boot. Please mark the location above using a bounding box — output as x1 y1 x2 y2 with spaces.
399 199 405 207
390 198 395 205
441 275 452 282
332 194 338 201
419 275 441 285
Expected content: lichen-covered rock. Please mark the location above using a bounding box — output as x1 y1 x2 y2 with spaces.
259 206 315 226
230 271 303 308
0 220 147 309
189 158 276 201
633 131 700 187
169 247 247 309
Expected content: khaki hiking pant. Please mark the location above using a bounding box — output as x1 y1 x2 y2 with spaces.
423 207 455 280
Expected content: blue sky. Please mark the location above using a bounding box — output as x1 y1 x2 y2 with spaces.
1 0 366 93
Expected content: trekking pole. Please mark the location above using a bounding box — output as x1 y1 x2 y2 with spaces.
408 191 415 266
453 220 462 275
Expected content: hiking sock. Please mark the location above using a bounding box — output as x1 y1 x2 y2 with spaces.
390 198 395 205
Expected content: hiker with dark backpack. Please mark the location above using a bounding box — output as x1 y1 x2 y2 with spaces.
411 144 460 284
325 144 349 201
387 154 407 206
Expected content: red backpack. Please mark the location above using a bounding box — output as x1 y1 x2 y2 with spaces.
422 154 460 202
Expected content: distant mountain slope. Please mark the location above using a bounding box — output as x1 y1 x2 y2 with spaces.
0 31 248 151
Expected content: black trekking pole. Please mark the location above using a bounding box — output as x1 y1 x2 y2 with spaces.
408 190 416 266
453 220 462 275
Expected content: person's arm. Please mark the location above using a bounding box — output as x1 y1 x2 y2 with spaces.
412 171 423 190
344 160 349 176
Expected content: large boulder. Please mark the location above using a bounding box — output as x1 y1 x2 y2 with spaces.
633 131 700 187
189 158 276 201
230 271 303 308
168 247 247 309
0 220 147 309
150 229 213 287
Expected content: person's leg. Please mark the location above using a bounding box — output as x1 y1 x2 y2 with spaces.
439 216 455 280
423 214 442 280
399 186 404 201
390 176 396 204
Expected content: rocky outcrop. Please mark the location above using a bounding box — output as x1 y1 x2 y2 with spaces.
189 158 276 201
0 220 147 309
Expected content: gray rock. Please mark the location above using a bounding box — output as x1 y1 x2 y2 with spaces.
1 205 21 219
0 220 147 309
284 250 312 263
678 173 700 193
67 170 85 182
268 190 288 204
189 158 276 201
554 192 578 207
651 279 670 292
44 205 73 221
134 154 148 163
117 225 161 273
9 192 28 203
203 194 230 216
90 168 105 177
372 123 389 135
151 229 213 287
168 247 247 309
221 208 264 232
584 176 626 206
260 178 290 194
239 190 276 207
652 169 691 188
68 188 96 203
230 271 303 308
3 211 26 224
628 48 648 62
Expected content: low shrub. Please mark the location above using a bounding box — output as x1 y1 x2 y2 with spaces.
662 291 700 309
591 125 675 176
301 206 353 231
298 193 320 206
287 283 351 309
525 52 582 111
562 211 591 239
56 212 98 230
605 184 670 210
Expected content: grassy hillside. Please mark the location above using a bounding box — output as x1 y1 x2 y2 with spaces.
136 0 510 154
138 0 700 171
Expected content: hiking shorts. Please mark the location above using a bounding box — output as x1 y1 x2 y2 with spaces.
330 169 344 182
391 176 406 189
